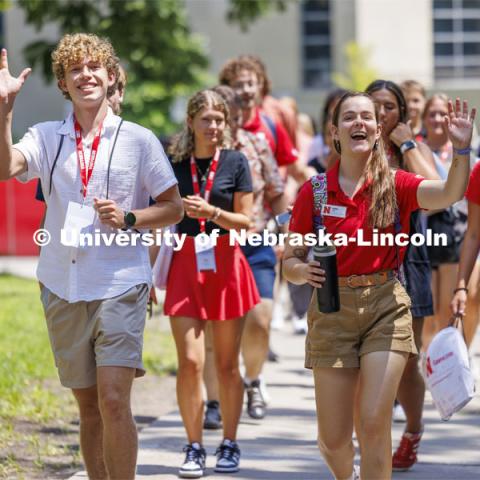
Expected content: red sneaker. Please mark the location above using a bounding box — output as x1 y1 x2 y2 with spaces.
392 430 423 471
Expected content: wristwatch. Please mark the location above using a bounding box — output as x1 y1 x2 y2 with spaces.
123 211 137 230
400 140 417 155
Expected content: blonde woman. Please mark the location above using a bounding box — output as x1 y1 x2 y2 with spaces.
165 89 259 478
283 92 475 479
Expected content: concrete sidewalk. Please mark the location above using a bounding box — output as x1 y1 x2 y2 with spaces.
71 324 480 479
0 255 37 279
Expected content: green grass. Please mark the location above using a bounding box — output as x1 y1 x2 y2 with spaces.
0 274 177 421
0 274 177 477
0 274 64 421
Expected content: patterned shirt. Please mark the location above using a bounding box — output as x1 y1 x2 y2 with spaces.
236 128 284 232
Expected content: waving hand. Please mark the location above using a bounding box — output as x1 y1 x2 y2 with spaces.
445 98 476 150
0 49 31 105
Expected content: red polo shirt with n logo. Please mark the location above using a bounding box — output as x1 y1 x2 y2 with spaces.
289 161 424 276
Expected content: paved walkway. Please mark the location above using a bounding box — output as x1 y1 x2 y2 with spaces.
3 258 478 478
70 322 480 479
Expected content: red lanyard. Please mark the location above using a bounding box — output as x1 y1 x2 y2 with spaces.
190 149 220 233
74 115 104 198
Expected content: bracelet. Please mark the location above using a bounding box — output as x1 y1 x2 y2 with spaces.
453 287 469 294
210 207 221 221
453 146 471 155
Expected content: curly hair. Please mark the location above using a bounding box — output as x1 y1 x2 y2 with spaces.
51 33 119 100
238 54 271 97
218 56 261 87
169 89 232 163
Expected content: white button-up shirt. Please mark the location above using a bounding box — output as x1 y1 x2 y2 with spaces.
14 108 177 302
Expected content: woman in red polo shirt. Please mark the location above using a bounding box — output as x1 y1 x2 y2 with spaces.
451 160 480 341
283 92 475 479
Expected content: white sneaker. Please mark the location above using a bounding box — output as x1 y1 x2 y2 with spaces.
351 465 360 480
271 301 286 330
257 375 270 404
179 442 206 478
292 314 307 334
393 402 407 423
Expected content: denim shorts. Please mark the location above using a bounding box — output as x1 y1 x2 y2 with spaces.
403 212 434 318
241 244 277 299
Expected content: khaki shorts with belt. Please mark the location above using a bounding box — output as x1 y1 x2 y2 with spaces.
305 277 416 369
40 284 149 388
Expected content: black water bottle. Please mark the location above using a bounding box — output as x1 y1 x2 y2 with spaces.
313 240 340 313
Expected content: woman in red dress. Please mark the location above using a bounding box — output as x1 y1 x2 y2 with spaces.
164 89 259 478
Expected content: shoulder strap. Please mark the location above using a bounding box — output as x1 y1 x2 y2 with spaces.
311 173 327 232
105 119 124 199
393 170 406 285
260 113 277 146
48 130 65 195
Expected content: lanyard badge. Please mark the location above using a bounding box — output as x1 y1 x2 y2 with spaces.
74 115 104 199
190 149 220 272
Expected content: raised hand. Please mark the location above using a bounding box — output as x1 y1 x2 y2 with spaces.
444 98 477 150
0 49 31 104
389 121 414 147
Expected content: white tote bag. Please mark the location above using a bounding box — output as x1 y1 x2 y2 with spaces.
152 225 177 290
425 317 475 421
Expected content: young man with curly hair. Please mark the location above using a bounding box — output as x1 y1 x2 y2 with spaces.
219 56 309 184
0 33 183 479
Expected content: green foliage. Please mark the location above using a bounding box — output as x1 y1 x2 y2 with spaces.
14 0 210 134
0 275 66 420
0 274 176 418
332 41 378 92
226 0 288 31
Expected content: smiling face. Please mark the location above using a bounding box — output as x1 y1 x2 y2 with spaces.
424 97 448 139
332 95 381 156
370 88 400 138
59 57 115 108
188 105 226 150
405 89 426 125
230 69 260 110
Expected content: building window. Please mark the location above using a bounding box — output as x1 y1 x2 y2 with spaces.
434 0 480 80
301 0 331 88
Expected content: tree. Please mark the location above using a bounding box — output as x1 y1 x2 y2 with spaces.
332 41 378 92
4 0 289 133
11 0 209 134
225 0 287 31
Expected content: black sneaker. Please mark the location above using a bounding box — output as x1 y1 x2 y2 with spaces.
179 442 206 478
268 347 279 362
246 379 266 419
203 400 222 430
214 438 240 473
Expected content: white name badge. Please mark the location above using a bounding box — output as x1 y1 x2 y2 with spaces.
63 201 96 248
321 204 347 218
194 234 216 272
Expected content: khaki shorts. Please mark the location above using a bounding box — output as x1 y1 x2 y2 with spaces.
40 284 149 388
305 278 416 369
